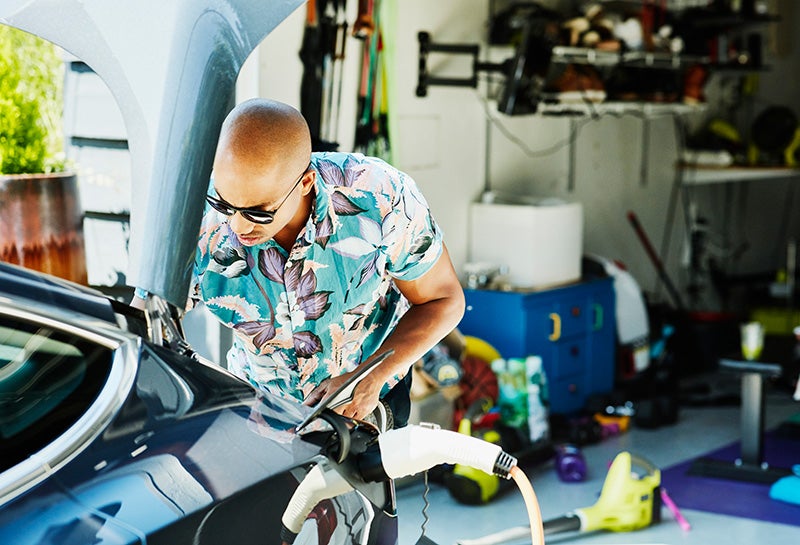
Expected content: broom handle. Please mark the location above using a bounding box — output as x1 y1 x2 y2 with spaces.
627 210 686 311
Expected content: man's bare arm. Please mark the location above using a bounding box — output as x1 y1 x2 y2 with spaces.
307 244 465 420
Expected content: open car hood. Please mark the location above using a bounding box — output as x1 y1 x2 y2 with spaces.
0 0 303 308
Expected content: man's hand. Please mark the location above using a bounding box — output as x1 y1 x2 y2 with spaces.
304 371 383 421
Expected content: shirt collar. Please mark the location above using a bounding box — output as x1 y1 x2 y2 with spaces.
304 162 338 245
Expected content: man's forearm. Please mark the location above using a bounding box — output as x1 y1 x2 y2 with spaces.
369 291 465 384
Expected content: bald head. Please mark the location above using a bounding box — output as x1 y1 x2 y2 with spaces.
215 98 312 177
210 99 316 247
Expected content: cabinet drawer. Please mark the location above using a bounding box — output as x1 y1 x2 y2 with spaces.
547 377 585 415
529 296 597 341
549 338 588 380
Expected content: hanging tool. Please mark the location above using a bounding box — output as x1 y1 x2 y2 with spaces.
352 0 391 159
369 30 390 159
328 0 348 144
318 0 335 142
300 0 345 151
317 0 347 146
352 0 374 39
353 0 378 154
299 0 323 145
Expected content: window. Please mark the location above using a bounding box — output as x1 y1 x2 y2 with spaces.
0 316 113 472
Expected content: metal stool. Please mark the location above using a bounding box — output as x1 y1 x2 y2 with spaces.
689 335 794 484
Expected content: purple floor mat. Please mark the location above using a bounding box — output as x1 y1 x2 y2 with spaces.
661 429 800 526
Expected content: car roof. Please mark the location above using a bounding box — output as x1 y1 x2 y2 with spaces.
0 262 116 324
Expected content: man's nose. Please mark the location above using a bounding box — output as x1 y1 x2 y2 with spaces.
228 211 254 234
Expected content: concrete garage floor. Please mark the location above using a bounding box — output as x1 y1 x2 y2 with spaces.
395 388 800 545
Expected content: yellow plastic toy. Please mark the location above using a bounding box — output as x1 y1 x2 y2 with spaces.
463 335 502 364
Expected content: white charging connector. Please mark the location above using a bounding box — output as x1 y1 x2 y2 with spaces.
281 463 353 536
377 424 516 479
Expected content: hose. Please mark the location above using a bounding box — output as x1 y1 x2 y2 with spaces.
456 468 546 545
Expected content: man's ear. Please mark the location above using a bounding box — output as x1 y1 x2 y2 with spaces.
301 170 316 195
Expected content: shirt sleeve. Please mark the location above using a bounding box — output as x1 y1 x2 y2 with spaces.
189 197 219 312
380 163 444 281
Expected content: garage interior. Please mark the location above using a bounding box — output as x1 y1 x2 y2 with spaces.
2 0 800 544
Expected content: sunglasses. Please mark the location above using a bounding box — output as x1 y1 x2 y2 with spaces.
206 163 310 224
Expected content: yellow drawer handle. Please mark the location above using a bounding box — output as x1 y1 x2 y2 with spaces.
549 312 561 341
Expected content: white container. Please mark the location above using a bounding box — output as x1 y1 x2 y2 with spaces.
469 199 583 290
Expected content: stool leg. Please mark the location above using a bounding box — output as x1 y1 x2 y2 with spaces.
740 372 764 467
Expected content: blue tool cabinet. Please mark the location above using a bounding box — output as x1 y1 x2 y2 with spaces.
459 277 616 414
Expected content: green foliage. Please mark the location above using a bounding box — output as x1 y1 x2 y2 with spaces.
0 24 65 175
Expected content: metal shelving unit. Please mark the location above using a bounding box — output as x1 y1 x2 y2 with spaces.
550 45 709 69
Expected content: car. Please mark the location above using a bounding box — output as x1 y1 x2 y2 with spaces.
0 261 398 545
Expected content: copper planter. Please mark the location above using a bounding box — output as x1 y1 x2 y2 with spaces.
0 172 88 284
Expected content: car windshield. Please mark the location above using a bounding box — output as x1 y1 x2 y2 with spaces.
0 316 113 472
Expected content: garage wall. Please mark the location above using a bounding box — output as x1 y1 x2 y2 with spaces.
55 0 800 357
236 0 800 312
254 1 689 304
60 0 800 315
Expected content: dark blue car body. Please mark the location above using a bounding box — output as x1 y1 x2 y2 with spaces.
0 262 396 545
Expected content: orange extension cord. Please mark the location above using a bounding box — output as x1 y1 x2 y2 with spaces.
510 466 545 545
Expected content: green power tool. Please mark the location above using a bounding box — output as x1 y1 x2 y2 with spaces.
444 397 503 505
543 451 661 534
457 451 661 545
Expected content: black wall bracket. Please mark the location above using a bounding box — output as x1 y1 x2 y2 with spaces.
416 31 506 98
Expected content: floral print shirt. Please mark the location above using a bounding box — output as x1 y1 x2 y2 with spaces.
190 152 443 402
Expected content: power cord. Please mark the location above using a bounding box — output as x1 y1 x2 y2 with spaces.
475 89 591 158
475 86 670 161
415 470 436 545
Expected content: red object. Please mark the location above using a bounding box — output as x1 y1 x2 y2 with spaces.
627 210 685 310
452 355 499 429
683 64 709 104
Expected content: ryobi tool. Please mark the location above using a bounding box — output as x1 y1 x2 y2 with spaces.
444 397 503 505
457 451 661 545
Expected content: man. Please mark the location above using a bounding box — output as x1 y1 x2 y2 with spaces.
135 98 464 428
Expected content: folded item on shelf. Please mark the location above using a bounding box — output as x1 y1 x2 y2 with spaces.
680 149 734 167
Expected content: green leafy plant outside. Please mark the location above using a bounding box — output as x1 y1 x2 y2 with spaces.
0 24 66 175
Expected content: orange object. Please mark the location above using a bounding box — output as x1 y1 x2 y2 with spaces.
594 413 630 434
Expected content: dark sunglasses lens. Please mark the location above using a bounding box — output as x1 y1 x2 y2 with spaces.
242 210 274 224
206 196 232 215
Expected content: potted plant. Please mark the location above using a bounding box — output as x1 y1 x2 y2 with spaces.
0 23 87 284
